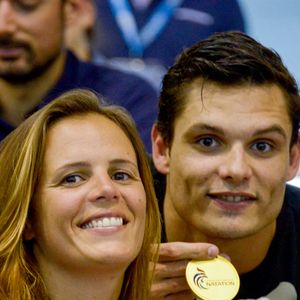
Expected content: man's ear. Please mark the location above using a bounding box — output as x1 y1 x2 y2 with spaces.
287 134 300 181
64 0 95 27
64 0 78 26
151 124 170 174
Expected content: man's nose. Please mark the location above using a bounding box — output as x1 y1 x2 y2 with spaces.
0 1 18 36
218 144 252 184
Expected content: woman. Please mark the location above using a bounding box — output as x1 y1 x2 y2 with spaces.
0 89 161 300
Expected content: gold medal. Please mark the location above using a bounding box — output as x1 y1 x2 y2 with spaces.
186 255 240 300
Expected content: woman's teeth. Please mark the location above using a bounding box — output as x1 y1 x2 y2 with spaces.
82 217 123 229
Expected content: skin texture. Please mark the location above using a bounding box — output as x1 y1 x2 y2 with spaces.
25 113 146 299
151 82 300 299
65 0 96 61
0 0 65 81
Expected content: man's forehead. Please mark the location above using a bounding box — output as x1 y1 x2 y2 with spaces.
182 81 288 110
176 82 291 132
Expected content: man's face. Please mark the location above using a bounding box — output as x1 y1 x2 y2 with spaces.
0 0 65 82
153 82 300 241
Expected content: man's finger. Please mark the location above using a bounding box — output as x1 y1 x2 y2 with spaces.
150 276 190 299
158 242 219 261
154 260 189 278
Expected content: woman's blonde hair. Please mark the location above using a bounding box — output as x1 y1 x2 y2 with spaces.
0 89 161 300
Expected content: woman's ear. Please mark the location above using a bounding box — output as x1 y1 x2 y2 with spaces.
151 124 170 174
23 220 35 241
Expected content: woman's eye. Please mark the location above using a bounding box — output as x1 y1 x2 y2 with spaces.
63 174 83 185
112 172 130 181
251 141 273 153
197 136 220 148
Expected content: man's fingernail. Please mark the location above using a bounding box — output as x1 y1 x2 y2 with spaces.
207 246 218 258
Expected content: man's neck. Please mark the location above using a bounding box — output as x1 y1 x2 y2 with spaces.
0 52 66 126
164 193 276 274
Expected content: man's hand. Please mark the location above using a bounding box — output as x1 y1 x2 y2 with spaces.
150 242 219 300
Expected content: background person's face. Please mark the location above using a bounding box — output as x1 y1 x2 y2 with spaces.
29 113 146 275
0 0 65 82
161 82 300 241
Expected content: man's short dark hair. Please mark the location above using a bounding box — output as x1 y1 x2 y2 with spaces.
157 31 300 146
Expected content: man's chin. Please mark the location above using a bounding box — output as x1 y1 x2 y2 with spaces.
197 221 255 240
0 64 50 84
0 52 61 84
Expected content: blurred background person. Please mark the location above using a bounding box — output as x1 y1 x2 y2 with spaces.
0 0 158 152
0 89 161 300
65 0 96 61
66 0 246 89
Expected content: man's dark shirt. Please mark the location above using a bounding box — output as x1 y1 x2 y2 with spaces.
0 52 158 151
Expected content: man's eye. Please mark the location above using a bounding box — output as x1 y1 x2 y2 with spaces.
198 137 220 148
251 142 273 153
63 174 83 184
112 172 130 181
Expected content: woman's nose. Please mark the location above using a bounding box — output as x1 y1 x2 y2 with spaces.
88 173 120 203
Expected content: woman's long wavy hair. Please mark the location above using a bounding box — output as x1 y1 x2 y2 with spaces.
0 89 161 300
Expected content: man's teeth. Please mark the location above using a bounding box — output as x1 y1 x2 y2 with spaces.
82 217 123 229
216 195 250 202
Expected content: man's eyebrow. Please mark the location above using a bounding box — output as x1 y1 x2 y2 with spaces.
183 123 225 138
183 123 288 140
253 125 288 140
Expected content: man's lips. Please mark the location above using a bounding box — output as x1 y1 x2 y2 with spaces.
0 47 25 59
207 192 257 203
207 192 257 212
0 39 29 59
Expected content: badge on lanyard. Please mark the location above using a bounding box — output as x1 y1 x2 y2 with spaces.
109 0 184 57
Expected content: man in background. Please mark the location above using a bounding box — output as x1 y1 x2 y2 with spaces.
0 0 158 151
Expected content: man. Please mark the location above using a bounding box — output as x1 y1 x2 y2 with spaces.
0 0 157 151
151 31 300 299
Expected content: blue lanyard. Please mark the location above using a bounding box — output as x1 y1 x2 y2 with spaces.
109 0 184 57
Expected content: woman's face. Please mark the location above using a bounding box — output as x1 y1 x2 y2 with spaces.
27 113 146 274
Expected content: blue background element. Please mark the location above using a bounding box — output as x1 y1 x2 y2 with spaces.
238 0 300 85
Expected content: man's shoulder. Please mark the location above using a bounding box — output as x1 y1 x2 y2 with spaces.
75 57 157 92
285 184 300 209
281 184 300 234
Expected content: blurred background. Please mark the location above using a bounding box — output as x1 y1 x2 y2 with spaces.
238 0 300 86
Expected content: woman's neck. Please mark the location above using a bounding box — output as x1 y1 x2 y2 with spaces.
39 264 124 300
